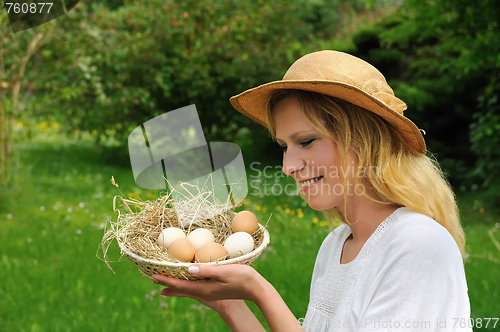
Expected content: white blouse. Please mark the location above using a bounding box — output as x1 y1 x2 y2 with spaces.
302 207 471 331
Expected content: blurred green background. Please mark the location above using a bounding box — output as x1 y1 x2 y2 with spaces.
1 0 499 331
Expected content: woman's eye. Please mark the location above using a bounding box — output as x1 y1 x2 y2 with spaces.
279 139 315 152
300 139 316 147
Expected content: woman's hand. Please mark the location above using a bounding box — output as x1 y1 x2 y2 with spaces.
152 265 269 332
151 264 264 312
153 265 304 332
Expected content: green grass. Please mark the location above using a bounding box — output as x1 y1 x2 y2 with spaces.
0 138 499 331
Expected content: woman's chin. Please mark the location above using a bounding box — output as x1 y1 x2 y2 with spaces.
305 198 338 212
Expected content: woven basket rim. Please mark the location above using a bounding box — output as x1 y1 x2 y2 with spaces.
117 225 270 267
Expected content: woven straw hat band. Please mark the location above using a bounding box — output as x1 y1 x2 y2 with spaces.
229 50 426 154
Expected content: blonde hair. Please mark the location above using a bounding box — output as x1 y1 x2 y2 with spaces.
265 89 466 257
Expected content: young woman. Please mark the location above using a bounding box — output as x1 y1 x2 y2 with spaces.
151 51 471 331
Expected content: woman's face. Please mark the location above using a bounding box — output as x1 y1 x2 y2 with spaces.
273 97 345 211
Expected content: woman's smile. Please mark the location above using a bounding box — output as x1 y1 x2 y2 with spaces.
298 176 324 191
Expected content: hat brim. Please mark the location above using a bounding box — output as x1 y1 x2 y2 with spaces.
230 80 426 154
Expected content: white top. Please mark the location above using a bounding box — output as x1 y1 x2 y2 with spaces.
301 207 471 331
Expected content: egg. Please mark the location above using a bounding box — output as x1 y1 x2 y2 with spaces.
186 228 215 251
168 238 195 262
158 227 186 249
232 210 259 234
195 243 227 263
224 232 254 259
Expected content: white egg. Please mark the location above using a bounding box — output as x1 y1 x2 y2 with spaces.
186 228 215 251
224 232 254 259
158 227 186 249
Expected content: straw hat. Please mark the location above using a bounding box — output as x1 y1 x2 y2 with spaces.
229 50 426 154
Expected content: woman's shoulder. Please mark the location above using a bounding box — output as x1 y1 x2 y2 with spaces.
382 207 462 262
389 207 455 243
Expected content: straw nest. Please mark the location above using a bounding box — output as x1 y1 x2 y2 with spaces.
100 181 270 281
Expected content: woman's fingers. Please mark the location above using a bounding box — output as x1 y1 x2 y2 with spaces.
151 264 259 302
152 264 252 286
189 263 258 281
160 288 190 298
152 273 186 285
152 276 201 295
152 273 213 297
185 264 231 280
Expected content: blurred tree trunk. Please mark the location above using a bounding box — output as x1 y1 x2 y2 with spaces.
0 30 45 186
0 40 8 186
0 86 5 185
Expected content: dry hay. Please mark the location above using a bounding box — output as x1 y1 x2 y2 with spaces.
100 180 270 280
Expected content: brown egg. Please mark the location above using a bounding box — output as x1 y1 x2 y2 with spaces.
168 238 195 262
195 243 227 263
232 210 259 234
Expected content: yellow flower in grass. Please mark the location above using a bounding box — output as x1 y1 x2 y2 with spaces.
319 221 329 227
312 217 319 224
262 206 267 213
290 210 296 215
298 212 304 218
275 205 280 211
285 208 290 214
127 192 140 199
479 208 485 214
255 205 262 211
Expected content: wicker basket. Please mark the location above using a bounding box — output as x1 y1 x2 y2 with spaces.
102 182 271 280
117 224 270 280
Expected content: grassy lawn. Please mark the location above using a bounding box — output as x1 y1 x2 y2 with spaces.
0 137 499 331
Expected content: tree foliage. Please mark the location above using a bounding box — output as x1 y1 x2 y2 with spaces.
7 0 499 199
13 0 386 164
349 0 500 201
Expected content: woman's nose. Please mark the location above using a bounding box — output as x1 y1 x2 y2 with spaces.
282 149 305 176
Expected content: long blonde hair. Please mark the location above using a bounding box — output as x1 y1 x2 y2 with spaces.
265 89 466 257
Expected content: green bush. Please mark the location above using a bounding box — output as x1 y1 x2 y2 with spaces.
349 0 500 190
